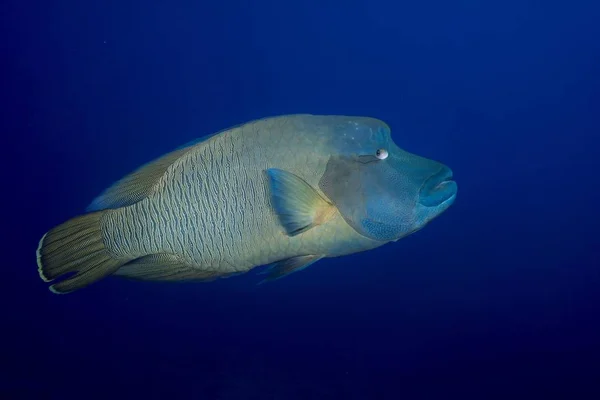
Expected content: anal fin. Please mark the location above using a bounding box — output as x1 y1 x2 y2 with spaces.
258 254 324 284
114 254 218 282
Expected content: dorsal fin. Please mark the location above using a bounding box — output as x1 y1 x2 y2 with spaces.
87 144 196 212
85 118 281 212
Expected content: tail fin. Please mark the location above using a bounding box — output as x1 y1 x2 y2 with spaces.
36 212 129 294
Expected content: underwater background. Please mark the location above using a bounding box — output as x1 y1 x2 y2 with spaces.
2 0 600 398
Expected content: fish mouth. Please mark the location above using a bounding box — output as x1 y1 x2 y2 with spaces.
419 166 457 207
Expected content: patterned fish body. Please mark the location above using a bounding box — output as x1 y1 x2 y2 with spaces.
37 114 457 293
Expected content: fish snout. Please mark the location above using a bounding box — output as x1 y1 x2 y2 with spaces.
418 166 457 207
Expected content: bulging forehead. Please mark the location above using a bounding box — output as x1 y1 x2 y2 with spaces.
328 116 392 155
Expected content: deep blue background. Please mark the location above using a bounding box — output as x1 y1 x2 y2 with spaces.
2 0 600 398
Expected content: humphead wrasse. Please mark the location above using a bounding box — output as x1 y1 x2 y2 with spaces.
36 115 457 294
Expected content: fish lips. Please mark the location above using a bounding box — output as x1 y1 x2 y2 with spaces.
419 167 457 208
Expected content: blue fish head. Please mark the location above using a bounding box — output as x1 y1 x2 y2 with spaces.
319 118 457 242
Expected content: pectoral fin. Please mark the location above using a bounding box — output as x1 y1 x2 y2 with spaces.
258 254 324 284
266 168 335 236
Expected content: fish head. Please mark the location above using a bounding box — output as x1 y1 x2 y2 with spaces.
319 117 457 242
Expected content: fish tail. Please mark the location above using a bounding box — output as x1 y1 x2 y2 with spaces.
36 211 131 294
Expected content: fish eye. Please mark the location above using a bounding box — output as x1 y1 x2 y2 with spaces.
375 148 388 160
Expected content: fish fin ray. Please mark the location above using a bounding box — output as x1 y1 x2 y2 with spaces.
86 145 197 212
114 253 218 281
265 168 335 236
258 254 324 284
37 211 131 294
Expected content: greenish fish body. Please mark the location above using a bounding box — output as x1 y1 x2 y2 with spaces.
36 115 457 293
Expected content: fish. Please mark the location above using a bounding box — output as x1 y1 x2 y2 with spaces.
36 114 457 294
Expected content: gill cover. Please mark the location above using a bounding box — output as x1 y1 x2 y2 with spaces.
319 150 413 242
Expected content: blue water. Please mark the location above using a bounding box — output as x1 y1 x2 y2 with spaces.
2 0 600 398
